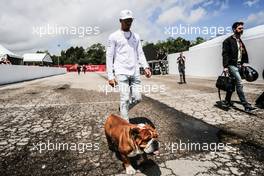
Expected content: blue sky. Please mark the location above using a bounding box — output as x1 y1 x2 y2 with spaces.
148 0 264 40
207 0 264 28
0 0 263 55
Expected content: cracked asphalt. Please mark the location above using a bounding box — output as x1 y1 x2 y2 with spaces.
0 72 263 176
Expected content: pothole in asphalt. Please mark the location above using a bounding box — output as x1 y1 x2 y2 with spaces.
55 84 70 90
27 91 39 95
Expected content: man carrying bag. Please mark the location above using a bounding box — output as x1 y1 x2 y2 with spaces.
221 21 256 112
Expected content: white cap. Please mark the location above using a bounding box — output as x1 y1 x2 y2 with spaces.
119 9 133 20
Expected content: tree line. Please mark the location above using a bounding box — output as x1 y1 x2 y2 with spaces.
48 37 205 65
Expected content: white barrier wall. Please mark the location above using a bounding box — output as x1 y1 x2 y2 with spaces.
0 65 66 85
168 25 264 80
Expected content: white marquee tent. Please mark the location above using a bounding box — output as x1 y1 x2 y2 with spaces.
168 25 264 80
0 44 23 64
0 44 22 58
23 53 52 64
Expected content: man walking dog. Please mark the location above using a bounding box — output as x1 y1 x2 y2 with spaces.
106 9 151 121
222 21 256 112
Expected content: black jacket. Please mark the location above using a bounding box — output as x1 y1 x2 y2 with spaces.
222 35 248 68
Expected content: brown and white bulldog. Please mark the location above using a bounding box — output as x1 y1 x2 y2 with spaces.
104 114 159 175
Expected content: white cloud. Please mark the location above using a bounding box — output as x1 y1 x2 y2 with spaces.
245 10 264 26
202 0 214 7
156 6 185 24
243 0 260 7
219 0 229 10
156 4 207 25
212 0 229 16
0 0 165 55
188 7 207 23
155 0 228 25
0 0 247 56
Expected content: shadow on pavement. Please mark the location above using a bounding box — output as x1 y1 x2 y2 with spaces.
214 100 257 116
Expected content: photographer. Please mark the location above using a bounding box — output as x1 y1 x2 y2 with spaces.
177 52 186 84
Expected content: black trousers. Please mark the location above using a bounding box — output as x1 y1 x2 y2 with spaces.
178 66 185 83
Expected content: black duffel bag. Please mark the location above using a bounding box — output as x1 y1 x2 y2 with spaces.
216 72 235 101
216 72 235 92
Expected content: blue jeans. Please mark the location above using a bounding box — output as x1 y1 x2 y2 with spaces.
225 65 248 106
116 74 142 121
